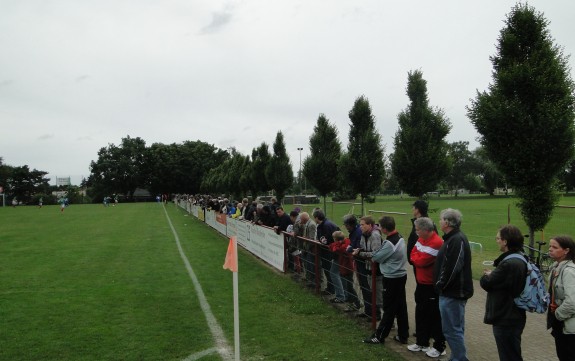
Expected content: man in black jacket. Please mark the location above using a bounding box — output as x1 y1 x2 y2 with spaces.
274 206 292 233
434 208 474 361
313 209 340 295
407 200 430 277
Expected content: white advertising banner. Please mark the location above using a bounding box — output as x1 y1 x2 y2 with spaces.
205 209 216 228
191 209 285 272
245 224 285 272
225 218 284 272
191 204 199 218
226 217 249 247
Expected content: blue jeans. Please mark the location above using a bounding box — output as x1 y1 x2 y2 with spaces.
330 259 345 300
439 296 468 361
493 322 525 361
356 260 373 317
341 273 359 307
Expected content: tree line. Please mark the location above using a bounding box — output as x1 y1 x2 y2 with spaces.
0 157 87 205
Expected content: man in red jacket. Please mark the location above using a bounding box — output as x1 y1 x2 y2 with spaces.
407 217 446 358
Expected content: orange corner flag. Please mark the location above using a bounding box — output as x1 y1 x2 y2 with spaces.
223 236 238 272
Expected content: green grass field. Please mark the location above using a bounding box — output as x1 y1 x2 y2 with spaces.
3 196 574 360
0 203 402 361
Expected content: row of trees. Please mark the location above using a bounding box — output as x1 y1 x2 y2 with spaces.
0 157 50 202
85 96 386 216
88 138 227 200
0 157 86 205
86 133 294 203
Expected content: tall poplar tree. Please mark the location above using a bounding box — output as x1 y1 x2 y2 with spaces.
251 143 271 197
391 70 451 198
303 114 342 213
339 96 385 215
468 4 575 247
265 131 293 202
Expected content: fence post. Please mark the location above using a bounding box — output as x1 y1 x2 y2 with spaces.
314 243 321 293
370 261 378 329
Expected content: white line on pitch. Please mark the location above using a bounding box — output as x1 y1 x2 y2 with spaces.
181 347 218 361
162 205 233 361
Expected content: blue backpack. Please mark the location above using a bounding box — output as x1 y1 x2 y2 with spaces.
503 253 550 314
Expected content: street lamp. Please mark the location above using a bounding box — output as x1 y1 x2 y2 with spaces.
297 147 303 194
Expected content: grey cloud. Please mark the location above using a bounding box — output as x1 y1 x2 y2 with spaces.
75 75 90 83
200 9 233 34
38 134 55 140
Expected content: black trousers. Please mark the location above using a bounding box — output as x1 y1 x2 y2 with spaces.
415 283 446 351
493 322 525 361
375 275 409 340
554 332 575 361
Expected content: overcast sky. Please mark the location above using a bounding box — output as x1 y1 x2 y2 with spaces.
1 0 574 186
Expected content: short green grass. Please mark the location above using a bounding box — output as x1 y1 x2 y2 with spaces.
1 204 206 361
3 196 574 360
0 204 402 361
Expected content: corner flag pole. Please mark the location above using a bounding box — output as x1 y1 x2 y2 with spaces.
223 236 240 361
233 261 240 361
232 237 240 361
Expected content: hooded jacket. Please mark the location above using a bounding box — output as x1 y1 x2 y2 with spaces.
357 227 383 272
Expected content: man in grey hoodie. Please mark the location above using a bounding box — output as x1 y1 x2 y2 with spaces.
363 216 409 344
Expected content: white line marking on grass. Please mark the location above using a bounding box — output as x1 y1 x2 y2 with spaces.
162 206 233 361
182 347 218 361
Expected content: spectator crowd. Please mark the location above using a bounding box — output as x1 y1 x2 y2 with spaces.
174 194 575 361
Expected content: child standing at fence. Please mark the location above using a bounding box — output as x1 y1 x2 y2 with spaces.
330 231 360 308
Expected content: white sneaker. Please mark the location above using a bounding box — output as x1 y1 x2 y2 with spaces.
407 344 430 352
426 347 446 358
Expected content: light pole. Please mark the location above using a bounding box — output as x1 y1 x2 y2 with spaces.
297 147 303 194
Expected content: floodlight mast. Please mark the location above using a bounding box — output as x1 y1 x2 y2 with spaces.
297 148 303 193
